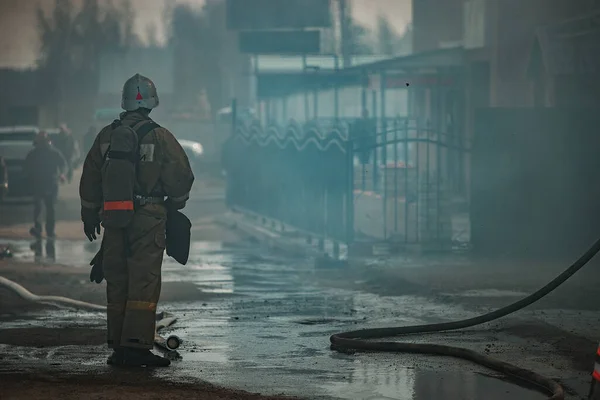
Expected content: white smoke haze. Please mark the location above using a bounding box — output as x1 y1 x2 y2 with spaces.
0 0 410 68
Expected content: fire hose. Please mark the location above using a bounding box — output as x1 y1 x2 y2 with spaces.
0 276 181 350
331 238 600 400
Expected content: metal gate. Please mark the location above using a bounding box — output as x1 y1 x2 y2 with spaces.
223 112 470 253
351 117 470 251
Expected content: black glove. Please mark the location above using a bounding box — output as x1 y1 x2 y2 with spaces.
84 221 101 242
82 207 101 242
89 262 104 284
165 198 186 212
89 247 104 284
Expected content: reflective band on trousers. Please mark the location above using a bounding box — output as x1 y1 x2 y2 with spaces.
593 363 600 381
126 300 157 311
104 201 134 211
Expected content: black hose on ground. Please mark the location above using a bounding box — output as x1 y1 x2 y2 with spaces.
331 238 600 400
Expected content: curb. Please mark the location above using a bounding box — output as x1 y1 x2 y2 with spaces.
214 211 348 265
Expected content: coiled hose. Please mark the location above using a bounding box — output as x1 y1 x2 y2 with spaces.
0 276 106 311
331 238 600 400
0 276 176 348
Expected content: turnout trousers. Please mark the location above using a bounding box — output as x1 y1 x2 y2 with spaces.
102 204 167 350
33 186 58 236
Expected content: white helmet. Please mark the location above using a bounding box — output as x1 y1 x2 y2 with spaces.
121 73 160 111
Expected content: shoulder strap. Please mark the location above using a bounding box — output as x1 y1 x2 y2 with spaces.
135 121 161 143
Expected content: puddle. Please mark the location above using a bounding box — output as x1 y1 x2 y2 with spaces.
0 239 560 400
323 368 547 400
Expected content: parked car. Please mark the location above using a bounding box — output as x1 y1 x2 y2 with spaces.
178 139 204 176
0 126 39 197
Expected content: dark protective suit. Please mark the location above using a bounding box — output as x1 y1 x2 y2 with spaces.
25 143 67 236
351 117 376 165
79 111 194 350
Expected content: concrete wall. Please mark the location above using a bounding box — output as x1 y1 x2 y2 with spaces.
489 0 598 107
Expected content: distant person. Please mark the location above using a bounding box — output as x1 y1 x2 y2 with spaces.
25 131 67 239
53 123 76 183
351 109 376 165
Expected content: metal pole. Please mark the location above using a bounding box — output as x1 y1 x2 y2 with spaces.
339 0 351 68
403 119 409 243
346 139 354 244
334 56 340 122
393 118 398 233
371 89 377 192
314 88 318 119
303 54 309 121
380 70 387 239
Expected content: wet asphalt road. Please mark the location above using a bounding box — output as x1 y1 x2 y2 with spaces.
0 239 552 400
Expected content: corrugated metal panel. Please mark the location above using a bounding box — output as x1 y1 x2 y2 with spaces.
99 47 174 95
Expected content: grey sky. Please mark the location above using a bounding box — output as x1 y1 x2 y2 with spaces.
0 0 412 68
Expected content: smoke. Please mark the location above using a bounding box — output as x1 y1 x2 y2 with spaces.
0 0 207 68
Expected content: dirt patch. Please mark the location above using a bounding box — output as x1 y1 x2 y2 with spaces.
2 372 299 400
0 327 105 347
502 321 597 372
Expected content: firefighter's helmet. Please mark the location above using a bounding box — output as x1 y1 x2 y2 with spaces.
121 73 160 112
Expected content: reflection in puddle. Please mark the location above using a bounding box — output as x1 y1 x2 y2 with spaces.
323 366 547 400
7 239 100 267
1 239 553 400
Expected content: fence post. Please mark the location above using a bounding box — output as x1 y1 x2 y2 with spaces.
334 56 340 122
404 119 410 243
371 90 378 192
345 138 355 245
380 70 387 239
393 118 399 234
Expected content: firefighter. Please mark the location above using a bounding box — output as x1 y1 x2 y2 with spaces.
25 131 67 239
79 73 194 367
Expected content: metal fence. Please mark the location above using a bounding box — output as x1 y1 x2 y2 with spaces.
223 110 471 252
352 117 470 249
223 117 353 245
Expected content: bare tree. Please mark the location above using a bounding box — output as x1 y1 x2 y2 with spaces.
377 15 398 56
169 0 249 115
37 0 139 126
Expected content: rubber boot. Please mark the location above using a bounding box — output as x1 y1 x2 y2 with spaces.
590 379 600 400
122 348 171 367
107 348 125 365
